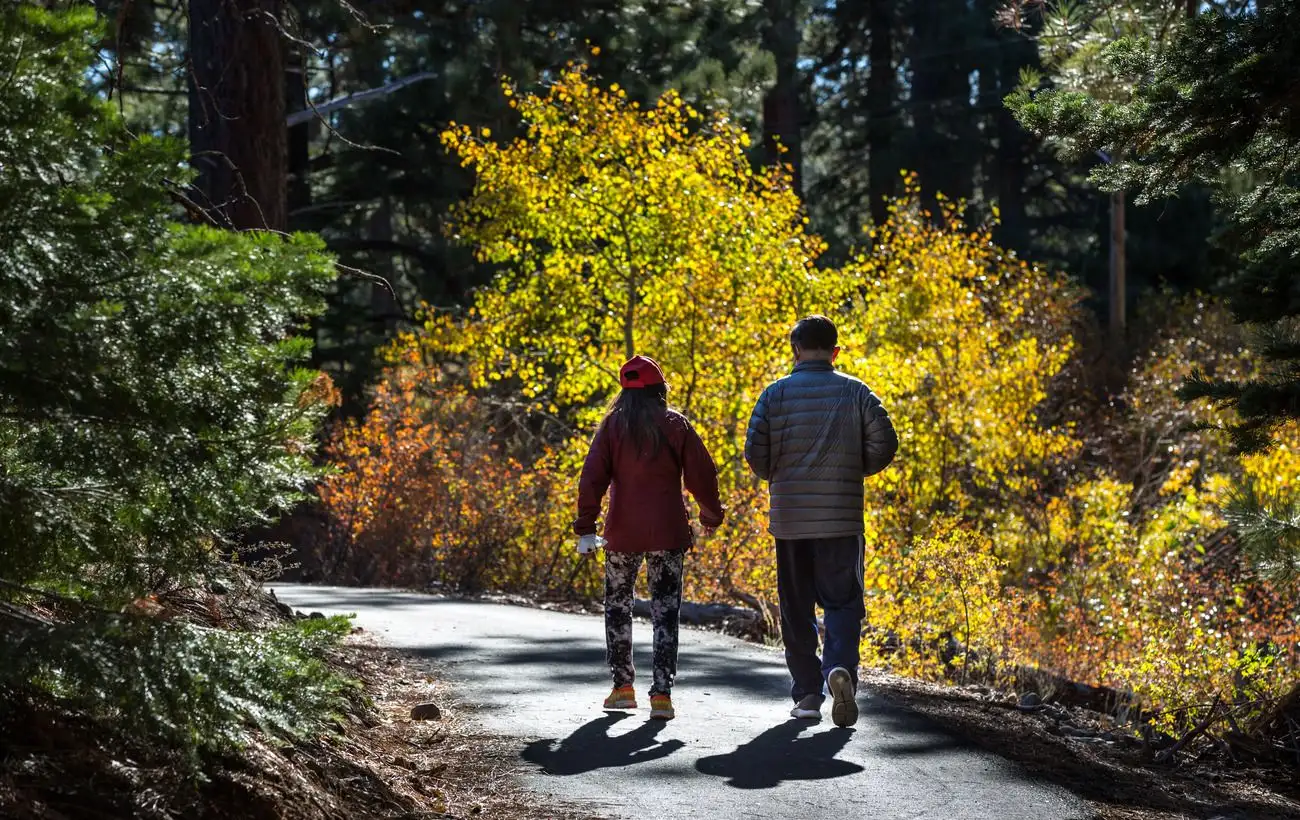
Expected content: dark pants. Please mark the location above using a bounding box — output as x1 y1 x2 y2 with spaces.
776 535 866 703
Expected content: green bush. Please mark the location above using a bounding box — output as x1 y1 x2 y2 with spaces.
0 5 347 766
0 5 335 602
0 615 358 766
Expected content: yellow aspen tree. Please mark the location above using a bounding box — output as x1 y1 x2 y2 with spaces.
440 66 834 479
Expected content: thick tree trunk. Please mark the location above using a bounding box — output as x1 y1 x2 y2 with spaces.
762 0 803 194
905 0 940 206
285 45 310 224
866 0 895 228
188 0 287 232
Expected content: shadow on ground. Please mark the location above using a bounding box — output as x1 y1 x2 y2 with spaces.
522 713 684 775
694 720 864 789
404 635 791 699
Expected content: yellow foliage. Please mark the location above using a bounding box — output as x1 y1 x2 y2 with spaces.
438 73 1081 607
315 70 1300 732
1242 423 1300 499
835 177 1079 564
862 525 1015 682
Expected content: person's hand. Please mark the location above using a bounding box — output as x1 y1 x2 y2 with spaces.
702 525 718 538
577 534 606 555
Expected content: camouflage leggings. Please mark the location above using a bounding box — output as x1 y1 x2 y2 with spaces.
604 549 685 697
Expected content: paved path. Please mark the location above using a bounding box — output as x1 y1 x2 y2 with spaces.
272 585 1091 820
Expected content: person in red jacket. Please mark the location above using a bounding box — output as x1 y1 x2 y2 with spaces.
574 355 725 721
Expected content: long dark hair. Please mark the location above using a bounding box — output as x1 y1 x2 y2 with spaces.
605 383 669 458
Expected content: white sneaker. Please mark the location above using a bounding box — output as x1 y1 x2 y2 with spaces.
828 667 859 728
789 694 823 720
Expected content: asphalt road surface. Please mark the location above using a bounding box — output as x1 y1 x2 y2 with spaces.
272 585 1091 820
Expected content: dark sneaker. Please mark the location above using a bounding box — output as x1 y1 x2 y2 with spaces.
789 694 823 720
827 667 858 728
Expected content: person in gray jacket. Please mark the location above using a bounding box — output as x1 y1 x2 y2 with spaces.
744 315 898 727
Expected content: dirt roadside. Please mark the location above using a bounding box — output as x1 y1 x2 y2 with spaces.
864 672 1300 820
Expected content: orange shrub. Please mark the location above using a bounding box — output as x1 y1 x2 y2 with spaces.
316 334 599 597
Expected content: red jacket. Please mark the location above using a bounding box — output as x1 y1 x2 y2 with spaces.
573 410 725 553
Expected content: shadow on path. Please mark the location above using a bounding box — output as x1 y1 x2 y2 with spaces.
695 720 864 789
405 637 790 698
522 713 684 775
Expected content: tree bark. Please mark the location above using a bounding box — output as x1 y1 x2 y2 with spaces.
762 0 803 195
1109 187 1127 346
904 0 977 208
867 0 895 227
285 43 310 224
188 0 287 232
905 0 940 206
994 31 1034 250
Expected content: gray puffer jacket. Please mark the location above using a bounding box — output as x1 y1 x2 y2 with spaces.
744 360 898 540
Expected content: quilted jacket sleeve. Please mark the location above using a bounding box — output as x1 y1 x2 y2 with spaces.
860 386 898 477
681 421 725 528
743 386 773 481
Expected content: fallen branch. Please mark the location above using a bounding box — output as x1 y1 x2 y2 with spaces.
1250 680 1300 738
1155 696 1221 764
722 581 780 628
0 600 54 631
631 598 760 630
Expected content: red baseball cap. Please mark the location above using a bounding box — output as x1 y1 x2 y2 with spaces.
619 355 665 389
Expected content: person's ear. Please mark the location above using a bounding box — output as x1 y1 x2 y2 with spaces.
791 343 802 362
831 346 841 362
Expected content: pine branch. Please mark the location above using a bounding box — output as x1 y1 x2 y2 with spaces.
1225 485 1300 583
1176 370 1244 404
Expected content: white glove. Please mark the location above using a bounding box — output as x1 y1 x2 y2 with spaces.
577 534 607 555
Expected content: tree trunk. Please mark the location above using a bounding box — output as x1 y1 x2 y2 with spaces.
1109 187 1127 346
762 0 803 194
188 0 287 232
993 32 1034 251
905 0 940 206
904 0 977 209
624 271 637 359
867 0 895 228
368 197 402 333
286 44 310 224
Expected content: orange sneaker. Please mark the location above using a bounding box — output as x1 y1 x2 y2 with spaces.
603 686 637 709
649 694 675 720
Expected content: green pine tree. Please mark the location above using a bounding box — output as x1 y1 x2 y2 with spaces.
1008 2 1300 575
0 5 351 762
1009 2 1300 451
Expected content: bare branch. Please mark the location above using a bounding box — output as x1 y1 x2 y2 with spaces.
286 71 437 127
